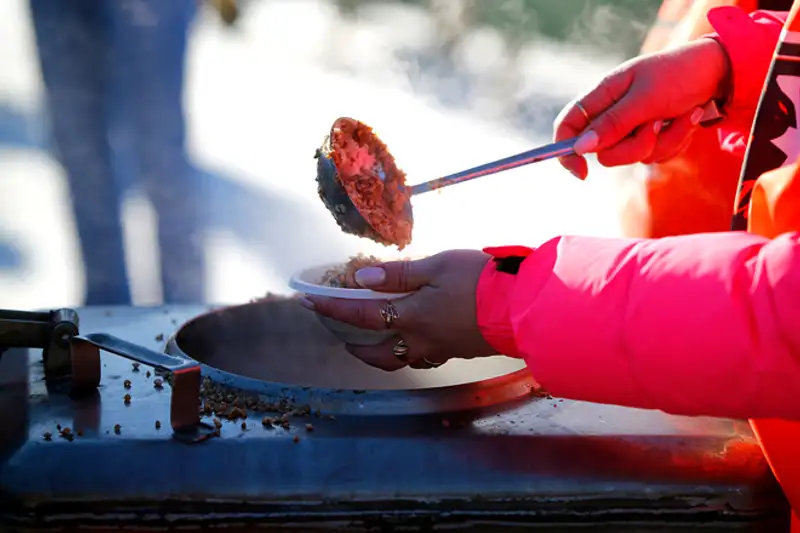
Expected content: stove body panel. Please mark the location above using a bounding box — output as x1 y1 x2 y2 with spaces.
0 306 789 531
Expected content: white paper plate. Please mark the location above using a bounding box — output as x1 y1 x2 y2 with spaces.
289 264 414 300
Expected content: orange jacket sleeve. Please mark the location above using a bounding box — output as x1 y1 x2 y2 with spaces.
709 6 787 155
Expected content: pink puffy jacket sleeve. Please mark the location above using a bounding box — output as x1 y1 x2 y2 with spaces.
476 232 800 421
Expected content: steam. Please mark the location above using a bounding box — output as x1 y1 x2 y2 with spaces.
315 0 634 136
566 3 652 59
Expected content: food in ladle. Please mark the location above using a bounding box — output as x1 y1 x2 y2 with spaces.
320 118 413 249
321 254 382 288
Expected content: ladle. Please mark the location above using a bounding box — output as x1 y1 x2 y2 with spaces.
316 103 723 245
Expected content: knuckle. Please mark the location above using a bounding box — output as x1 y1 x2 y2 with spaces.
353 304 370 328
398 299 421 329
395 260 410 291
428 253 447 275
598 78 617 105
601 109 625 138
552 113 571 137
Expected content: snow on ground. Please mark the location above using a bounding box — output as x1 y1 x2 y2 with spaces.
0 0 625 309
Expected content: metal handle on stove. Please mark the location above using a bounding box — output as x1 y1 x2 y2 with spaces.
70 333 214 443
82 333 195 372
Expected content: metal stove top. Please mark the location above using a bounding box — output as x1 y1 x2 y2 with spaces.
0 304 790 532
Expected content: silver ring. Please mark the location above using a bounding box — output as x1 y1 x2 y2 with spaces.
575 101 591 123
392 339 410 363
379 301 399 330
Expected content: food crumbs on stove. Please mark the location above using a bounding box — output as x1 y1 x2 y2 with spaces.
124 393 132 405
305 423 314 432
155 420 162 429
213 418 222 429
314 409 321 417
114 424 122 434
59 427 73 441
132 362 140 372
123 379 132 389
42 432 52 441
241 422 247 430
77 429 84 437
281 420 290 430
262 416 274 427
153 378 163 389
146 370 151 378
326 415 336 421
293 435 300 443
155 333 164 342
56 424 61 430
213 429 221 437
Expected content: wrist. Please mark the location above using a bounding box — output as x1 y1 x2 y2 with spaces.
476 256 523 359
706 5 783 121
704 36 734 107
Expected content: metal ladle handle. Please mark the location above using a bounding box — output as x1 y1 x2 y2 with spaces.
409 138 576 196
409 101 723 196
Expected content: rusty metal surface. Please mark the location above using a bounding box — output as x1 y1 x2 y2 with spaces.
0 304 790 531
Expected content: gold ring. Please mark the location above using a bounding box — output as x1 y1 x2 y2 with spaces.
379 301 399 330
392 339 410 362
422 356 443 369
575 101 591 123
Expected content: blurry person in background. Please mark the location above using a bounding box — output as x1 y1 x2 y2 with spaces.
28 0 204 305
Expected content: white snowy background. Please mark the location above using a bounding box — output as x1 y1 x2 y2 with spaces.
0 0 642 309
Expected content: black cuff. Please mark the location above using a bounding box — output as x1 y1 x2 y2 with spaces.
493 256 526 275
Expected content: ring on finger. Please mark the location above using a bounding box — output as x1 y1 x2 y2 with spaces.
379 301 400 330
575 100 591 123
422 356 444 369
392 338 410 363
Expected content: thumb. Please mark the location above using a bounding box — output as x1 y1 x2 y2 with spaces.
354 259 433 292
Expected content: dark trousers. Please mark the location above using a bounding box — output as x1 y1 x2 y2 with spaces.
29 0 205 305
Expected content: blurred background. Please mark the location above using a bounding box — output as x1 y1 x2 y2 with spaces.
0 0 661 310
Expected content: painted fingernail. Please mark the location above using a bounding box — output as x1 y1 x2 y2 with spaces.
568 167 583 180
653 120 663 134
690 107 704 125
573 130 599 155
355 266 386 287
298 297 315 310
